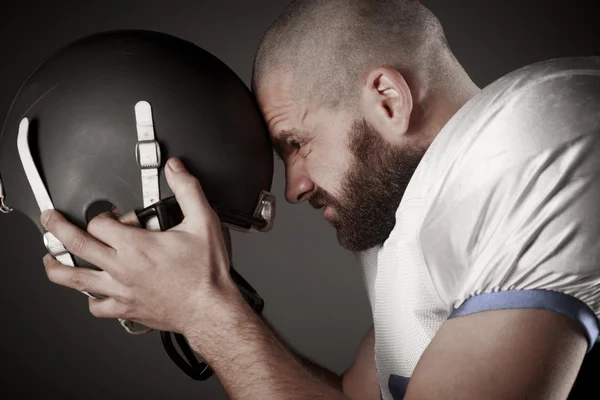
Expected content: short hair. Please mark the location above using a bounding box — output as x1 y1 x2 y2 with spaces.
252 0 453 110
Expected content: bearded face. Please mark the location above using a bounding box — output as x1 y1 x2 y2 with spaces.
310 118 425 252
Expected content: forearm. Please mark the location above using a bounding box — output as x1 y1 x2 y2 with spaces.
261 316 344 392
186 300 347 400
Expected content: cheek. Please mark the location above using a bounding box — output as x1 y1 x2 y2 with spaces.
306 146 352 195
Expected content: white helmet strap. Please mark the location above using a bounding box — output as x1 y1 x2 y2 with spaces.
15 101 163 336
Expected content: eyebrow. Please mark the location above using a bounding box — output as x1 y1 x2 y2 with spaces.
272 128 301 159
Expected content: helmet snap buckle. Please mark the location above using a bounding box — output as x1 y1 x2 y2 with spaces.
135 139 161 169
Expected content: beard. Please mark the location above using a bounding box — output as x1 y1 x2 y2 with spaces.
310 118 425 252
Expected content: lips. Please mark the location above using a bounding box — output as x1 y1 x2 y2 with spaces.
310 200 325 209
322 206 334 221
309 196 332 220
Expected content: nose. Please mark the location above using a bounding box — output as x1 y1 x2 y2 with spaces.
285 170 314 204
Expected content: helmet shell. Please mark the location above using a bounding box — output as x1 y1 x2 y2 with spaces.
0 29 273 234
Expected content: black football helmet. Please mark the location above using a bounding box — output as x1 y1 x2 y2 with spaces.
0 29 275 381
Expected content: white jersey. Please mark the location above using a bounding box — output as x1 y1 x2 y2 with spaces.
356 57 600 400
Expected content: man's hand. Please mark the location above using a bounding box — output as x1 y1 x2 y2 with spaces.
41 157 243 336
40 157 347 399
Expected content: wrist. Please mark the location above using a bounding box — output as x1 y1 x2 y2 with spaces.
182 293 348 399
183 284 255 356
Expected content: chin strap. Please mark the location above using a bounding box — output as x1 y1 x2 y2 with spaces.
16 103 160 336
17 118 83 276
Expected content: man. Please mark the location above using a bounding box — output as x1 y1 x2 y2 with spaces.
41 0 600 399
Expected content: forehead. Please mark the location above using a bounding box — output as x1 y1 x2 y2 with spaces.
256 74 307 135
255 73 354 150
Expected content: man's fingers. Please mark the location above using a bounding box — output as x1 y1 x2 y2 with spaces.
88 296 130 319
41 209 117 270
44 255 122 298
44 255 135 321
165 157 214 227
87 211 140 249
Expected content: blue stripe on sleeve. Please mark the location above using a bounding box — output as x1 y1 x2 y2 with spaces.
450 289 599 352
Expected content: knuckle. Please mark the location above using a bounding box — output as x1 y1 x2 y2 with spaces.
88 212 116 236
119 271 135 287
193 206 216 227
86 216 105 236
89 300 102 318
118 288 135 304
120 303 135 320
186 176 202 190
67 232 87 255
70 270 88 292
44 210 59 230
45 264 58 283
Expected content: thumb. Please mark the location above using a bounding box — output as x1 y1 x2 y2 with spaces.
165 157 212 226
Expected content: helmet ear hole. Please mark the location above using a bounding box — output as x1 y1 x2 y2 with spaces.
86 200 118 223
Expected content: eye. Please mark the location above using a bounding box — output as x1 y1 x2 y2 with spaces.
288 139 305 150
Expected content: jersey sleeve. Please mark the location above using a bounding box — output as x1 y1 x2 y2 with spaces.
420 63 600 351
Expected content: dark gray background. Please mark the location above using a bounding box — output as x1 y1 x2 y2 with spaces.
0 1 598 399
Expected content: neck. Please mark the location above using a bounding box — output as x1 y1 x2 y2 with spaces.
409 74 480 151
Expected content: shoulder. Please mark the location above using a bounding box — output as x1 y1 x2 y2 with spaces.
417 57 600 308
476 56 600 156
489 56 600 141
427 56 600 204
405 56 600 204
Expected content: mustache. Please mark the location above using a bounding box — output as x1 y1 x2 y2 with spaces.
309 188 335 209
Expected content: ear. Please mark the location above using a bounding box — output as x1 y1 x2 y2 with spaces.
360 66 413 142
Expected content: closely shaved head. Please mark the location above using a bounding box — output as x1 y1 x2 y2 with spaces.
252 0 457 111
253 0 480 251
